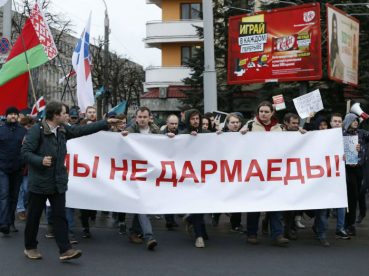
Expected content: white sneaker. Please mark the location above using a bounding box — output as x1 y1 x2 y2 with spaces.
295 216 306 229
195 237 205 248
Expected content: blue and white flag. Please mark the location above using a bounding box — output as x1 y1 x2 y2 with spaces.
72 13 94 113
110 101 127 114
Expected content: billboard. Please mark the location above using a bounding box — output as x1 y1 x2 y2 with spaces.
327 4 359 86
227 3 322 85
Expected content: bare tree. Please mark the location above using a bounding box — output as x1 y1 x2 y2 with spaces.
91 38 144 114
12 0 74 51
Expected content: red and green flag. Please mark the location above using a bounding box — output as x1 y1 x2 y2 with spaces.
0 2 58 86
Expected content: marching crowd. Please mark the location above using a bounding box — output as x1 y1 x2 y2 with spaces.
0 100 368 261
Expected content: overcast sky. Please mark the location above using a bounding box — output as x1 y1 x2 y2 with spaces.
45 0 162 68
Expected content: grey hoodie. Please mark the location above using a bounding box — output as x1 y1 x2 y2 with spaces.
343 113 359 132
343 113 369 165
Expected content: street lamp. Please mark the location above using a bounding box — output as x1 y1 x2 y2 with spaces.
278 1 297 6
96 0 110 118
333 3 369 18
334 3 369 8
349 13 369 17
224 6 253 13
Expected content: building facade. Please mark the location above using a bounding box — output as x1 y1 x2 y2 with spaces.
142 0 203 115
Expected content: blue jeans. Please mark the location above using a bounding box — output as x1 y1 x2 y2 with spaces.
269 211 284 240
247 212 284 240
131 214 154 241
16 176 28 213
46 206 75 234
187 214 207 238
315 209 328 240
0 170 22 226
336 208 346 232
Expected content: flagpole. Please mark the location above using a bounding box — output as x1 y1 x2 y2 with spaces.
12 0 37 103
61 65 76 105
57 54 76 106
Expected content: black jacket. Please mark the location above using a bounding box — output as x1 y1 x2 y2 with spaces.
21 120 109 194
180 109 210 134
0 121 27 173
160 126 179 135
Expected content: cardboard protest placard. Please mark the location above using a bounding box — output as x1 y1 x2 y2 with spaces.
293 89 324 119
213 110 229 130
273 94 286 111
343 135 358 165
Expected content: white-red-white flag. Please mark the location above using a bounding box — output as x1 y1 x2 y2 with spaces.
58 70 76 84
30 96 46 116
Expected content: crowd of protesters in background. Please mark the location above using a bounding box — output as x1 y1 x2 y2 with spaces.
0 100 368 261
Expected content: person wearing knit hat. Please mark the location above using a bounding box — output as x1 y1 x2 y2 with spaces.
0 106 27 235
5 106 19 117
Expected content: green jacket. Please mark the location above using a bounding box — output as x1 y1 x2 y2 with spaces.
21 120 109 194
126 123 160 134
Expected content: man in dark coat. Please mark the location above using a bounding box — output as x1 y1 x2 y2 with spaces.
0 107 27 235
342 113 369 236
21 101 119 261
180 109 210 248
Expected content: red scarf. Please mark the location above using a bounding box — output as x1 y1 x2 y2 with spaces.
256 116 278 132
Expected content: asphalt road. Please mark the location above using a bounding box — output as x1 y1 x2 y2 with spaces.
1 212 368 276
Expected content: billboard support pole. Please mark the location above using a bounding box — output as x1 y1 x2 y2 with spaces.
202 0 218 113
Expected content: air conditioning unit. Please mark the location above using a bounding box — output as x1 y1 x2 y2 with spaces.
159 87 168 99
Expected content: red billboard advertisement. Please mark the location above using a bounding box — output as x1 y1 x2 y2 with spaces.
227 3 322 85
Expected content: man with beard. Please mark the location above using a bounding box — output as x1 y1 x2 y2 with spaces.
180 109 210 248
0 107 27 235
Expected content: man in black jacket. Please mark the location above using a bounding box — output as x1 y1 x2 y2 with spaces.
180 109 209 248
21 101 119 261
161 114 179 135
0 107 27 235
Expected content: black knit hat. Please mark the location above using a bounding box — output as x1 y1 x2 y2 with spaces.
5 107 20 116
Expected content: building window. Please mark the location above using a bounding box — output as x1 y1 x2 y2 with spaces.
180 3 202 20
181 46 199 65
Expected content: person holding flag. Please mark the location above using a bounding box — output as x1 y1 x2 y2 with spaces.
0 107 27 235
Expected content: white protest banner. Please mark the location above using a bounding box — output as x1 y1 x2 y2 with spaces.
293 89 324 119
343 135 358 165
66 129 347 214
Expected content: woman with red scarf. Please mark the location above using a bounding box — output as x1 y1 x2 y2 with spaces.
241 101 289 247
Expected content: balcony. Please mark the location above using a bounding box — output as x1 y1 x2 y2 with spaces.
146 0 161 7
144 66 192 90
144 20 203 48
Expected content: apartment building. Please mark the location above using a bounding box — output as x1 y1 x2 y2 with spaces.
142 0 203 115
